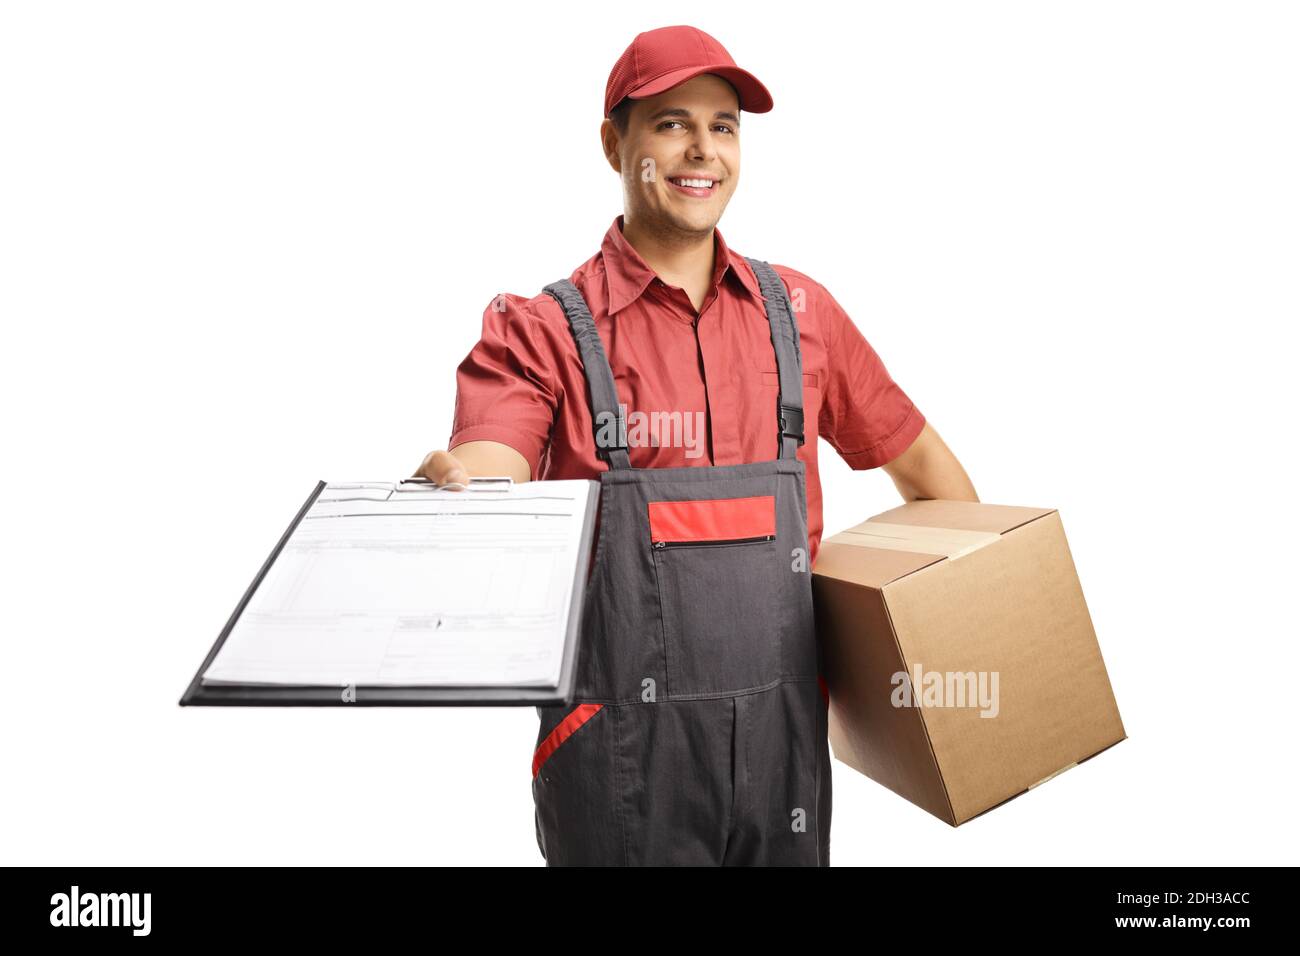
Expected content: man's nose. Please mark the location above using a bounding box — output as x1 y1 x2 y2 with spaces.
691 137 722 161
686 129 723 160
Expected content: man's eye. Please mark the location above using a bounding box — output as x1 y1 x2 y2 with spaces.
658 121 735 134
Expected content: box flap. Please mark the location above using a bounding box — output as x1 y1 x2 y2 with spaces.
814 540 945 591
814 500 1058 589
867 499 1055 535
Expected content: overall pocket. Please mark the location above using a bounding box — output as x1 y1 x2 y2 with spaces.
648 495 785 696
532 702 605 780
531 702 622 865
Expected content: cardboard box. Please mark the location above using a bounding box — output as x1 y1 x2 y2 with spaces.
812 499 1125 826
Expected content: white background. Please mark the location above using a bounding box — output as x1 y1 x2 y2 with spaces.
3 0 1296 866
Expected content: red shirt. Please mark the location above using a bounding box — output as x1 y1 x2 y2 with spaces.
447 214 926 567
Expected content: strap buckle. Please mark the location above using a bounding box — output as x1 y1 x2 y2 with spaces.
779 403 805 447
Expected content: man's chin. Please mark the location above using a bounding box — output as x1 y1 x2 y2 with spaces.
661 205 724 237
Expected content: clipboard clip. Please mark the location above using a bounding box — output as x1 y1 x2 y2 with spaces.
395 475 515 493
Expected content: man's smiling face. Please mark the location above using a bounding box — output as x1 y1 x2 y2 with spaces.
603 73 741 240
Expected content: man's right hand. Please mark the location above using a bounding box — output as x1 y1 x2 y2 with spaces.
412 441 532 489
413 450 472 490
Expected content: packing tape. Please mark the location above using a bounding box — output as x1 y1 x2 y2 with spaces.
827 521 1002 560
1029 762 1078 789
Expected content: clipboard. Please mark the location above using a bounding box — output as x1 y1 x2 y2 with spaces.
179 476 599 707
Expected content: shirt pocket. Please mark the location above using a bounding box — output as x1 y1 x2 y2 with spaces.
755 349 821 391
760 369 821 390
758 369 822 445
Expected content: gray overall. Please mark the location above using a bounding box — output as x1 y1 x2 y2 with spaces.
530 258 831 866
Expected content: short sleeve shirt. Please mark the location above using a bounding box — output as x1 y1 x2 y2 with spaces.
448 214 926 566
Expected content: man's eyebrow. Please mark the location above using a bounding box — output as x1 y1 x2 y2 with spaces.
647 107 741 125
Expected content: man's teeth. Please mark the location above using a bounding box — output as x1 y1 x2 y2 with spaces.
671 178 714 188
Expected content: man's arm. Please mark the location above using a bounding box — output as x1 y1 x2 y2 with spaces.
430 292 559 486
881 422 979 503
413 440 532 487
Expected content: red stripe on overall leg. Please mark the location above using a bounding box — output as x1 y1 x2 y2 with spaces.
532 703 604 778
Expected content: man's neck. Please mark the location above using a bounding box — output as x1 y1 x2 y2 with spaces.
621 214 716 312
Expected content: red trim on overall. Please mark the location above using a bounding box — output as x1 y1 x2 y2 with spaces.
818 672 830 705
532 703 603 779
647 495 776 544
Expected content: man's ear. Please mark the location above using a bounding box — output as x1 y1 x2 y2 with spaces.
599 119 622 175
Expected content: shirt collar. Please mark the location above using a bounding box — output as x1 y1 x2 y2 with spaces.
601 213 764 316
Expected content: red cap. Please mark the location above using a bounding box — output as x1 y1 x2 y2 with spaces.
604 25 773 119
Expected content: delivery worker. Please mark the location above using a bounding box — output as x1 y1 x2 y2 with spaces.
415 25 979 866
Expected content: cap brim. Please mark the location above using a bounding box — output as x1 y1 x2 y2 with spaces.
628 64 773 113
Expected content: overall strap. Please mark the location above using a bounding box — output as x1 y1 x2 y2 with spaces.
744 257 805 461
543 279 632 471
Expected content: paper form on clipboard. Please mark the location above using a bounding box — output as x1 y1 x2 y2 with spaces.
197 476 598 691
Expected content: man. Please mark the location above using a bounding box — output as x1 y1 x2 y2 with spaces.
416 25 978 865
